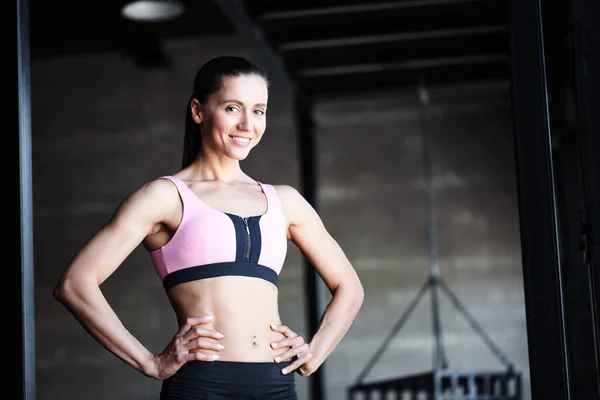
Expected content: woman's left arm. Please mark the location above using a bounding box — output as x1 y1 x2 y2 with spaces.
273 184 365 375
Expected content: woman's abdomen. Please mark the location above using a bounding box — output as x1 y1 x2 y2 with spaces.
168 276 287 362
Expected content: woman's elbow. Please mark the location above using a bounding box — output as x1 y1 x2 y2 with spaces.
53 274 88 306
341 276 364 308
53 276 73 305
354 280 365 306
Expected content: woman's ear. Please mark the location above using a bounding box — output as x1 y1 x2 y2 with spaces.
190 98 203 124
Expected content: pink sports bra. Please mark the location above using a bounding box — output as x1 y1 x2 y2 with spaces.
148 176 288 292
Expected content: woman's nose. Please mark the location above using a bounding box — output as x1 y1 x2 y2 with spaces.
238 113 253 131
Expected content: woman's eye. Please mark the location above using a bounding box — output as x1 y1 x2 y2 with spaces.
255 109 265 115
226 106 240 112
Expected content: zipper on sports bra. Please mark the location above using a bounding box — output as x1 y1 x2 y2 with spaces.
242 217 252 262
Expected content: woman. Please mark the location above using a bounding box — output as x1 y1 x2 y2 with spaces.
53 55 364 399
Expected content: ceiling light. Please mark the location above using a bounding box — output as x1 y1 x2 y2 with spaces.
121 1 185 22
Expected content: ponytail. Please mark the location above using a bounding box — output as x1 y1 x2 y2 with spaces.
181 97 201 169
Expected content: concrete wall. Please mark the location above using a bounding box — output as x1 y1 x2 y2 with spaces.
32 35 531 400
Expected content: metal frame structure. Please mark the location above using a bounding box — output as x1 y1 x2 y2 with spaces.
542 1 600 399
350 370 522 400
570 0 600 375
15 0 36 399
506 0 600 398
347 86 521 400
506 0 570 398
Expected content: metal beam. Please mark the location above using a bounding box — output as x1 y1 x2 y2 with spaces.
542 0 600 397
294 94 328 400
15 0 36 398
571 0 600 390
295 54 507 78
259 1 504 44
506 0 571 398
258 0 490 20
213 0 296 97
278 25 505 51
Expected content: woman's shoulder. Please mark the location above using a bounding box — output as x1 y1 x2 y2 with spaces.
268 184 306 208
109 176 182 223
267 184 318 226
126 175 182 205
269 184 299 197
142 174 180 191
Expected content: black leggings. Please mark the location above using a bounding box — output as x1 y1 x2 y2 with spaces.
160 360 298 400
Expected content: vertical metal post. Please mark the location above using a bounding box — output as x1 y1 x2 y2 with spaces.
506 0 571 398
295 94 327 400
570 1 600 390
15 0 36 398
417 86 448 370
553 122 600 399
538 0 600 396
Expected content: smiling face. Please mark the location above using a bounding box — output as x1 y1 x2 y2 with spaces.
192 74 268 161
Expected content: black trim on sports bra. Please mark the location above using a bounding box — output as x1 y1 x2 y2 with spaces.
162 262 278 292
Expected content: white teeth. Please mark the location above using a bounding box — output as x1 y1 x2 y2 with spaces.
232 136 250 143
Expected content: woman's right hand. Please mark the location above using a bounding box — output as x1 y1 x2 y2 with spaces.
150 316 224 380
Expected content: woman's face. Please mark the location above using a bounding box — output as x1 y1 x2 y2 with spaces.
194 74 268 161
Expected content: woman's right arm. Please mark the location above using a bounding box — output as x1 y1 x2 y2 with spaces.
53 179 223 379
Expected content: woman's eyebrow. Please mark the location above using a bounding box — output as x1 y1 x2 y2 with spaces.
219 99 267 108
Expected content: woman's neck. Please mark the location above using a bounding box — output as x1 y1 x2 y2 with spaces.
185 154 246 184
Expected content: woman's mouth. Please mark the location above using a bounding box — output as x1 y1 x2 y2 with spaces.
229 136 251 146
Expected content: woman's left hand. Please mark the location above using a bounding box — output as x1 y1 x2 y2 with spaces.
270 324 314 376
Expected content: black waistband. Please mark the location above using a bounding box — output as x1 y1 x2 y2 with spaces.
175 360 293 382
162 262 279 292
